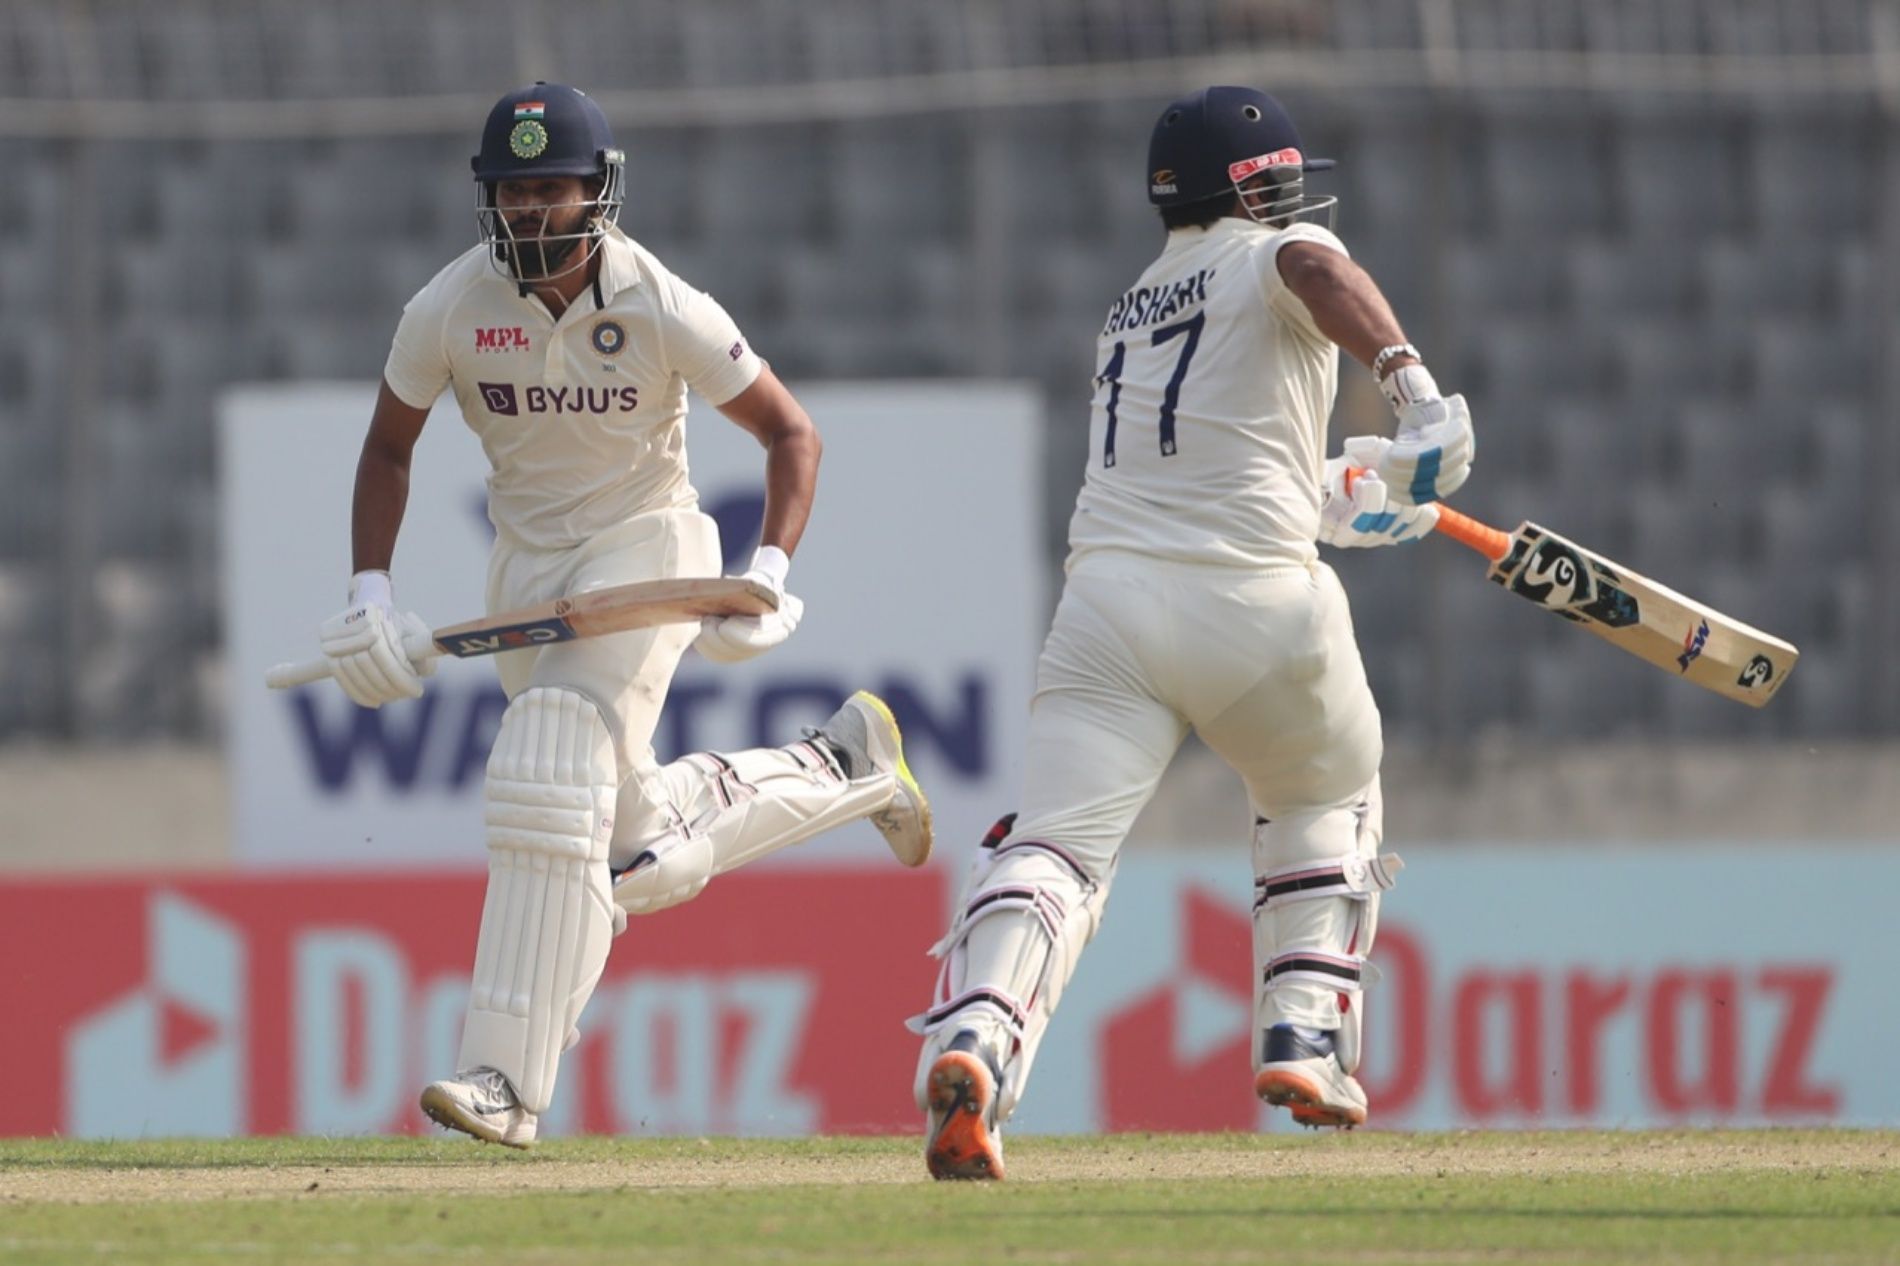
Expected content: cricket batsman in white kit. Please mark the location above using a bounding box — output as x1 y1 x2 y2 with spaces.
312 83 932 1148
912 87 1474 1178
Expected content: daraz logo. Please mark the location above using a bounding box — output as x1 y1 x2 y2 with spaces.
66 893 245 1136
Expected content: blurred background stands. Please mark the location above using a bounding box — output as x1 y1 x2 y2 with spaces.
0 0 1894 747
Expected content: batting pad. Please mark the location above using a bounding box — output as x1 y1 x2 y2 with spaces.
612 740 891 916
459 687 618 1114
912 832 1114 1123
1251 776 1398 1074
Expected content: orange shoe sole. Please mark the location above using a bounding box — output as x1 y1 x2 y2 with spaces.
1254 1068 1366 1130
925 1051 1005 1180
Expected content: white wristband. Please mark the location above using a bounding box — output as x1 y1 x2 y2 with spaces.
1371 342 1421 379
349 570 394 610
747 545 791 591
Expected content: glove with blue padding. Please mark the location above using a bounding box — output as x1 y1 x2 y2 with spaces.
1341 364 1475 506
1317 456 1440 548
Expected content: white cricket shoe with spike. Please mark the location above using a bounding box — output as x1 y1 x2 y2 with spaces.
1254 1024 1369 1129
420 1067 538 1148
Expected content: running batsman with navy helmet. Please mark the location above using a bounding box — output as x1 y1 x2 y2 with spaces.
313 83 934 1148
913 87 1471 1179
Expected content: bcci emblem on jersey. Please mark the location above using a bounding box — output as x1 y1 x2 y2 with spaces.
591 319 627 357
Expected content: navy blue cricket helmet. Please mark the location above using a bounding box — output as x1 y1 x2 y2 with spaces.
1147 87 1335 226
472 82 626 283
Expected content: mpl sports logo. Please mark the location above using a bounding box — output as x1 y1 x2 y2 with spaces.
475 327 531 353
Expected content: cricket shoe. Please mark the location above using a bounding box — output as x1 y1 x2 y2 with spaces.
924 1030 1006 1180
419 1067 538 1148
810 690 933 866
1254 1024 1368 1129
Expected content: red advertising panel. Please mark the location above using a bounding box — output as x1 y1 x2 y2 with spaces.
4 851 1885 1138
0 869 944 1138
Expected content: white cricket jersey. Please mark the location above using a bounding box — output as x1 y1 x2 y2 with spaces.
383 226 764 551
1067 218 1347 571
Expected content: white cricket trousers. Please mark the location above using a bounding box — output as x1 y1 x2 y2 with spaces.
483 506 721 868
1011 549 1383 871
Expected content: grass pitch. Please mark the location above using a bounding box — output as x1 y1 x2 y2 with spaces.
2 1131 1896 1264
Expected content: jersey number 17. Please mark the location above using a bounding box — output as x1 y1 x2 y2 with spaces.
1096 310 1205 468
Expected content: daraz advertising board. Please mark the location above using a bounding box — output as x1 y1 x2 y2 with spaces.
1 851 1891 1137
218 381 1045 870
11 382 1887 1138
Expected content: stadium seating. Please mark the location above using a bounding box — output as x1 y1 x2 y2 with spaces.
0 0 1886 741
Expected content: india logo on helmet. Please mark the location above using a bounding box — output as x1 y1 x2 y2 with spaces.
509 102 550 160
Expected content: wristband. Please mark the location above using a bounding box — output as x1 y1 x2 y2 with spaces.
748 545 791 591
350 570 394 610
1371 342 1421 380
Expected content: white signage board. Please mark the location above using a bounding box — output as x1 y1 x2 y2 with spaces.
220 382 1043 869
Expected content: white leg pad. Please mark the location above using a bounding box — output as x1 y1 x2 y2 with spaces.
458 687 618 1114
1252 776 1398 1075
910 821 1113 1123
613 740 894 915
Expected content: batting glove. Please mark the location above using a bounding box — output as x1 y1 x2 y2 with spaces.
317 571 436 708
1317 457 1440 549
1342 364 1475 505
694 546 804 664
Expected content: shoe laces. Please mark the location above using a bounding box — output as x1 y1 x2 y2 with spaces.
458 1066 517 1111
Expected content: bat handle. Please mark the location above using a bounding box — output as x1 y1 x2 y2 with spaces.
263 631 441 691
1429 505 1514 561
1343 465 1513 561
265 656 332 689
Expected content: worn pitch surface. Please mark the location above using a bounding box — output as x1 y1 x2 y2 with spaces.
2 1132 1896 1264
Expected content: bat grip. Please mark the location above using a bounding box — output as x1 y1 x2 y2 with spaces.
263 631 440 691
1430 505 1514 561
1343 465 1513 561
265 656 332 689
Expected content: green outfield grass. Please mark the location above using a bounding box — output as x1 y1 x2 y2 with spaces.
2 1132 1897 1265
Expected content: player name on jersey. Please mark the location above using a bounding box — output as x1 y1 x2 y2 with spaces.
1101 268 1216 336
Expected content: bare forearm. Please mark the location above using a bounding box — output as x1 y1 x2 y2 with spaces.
1281 246 1418 376
758 424 820 558
351 445 411 575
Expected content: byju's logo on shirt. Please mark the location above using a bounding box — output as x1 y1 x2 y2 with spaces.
474 327 531 353
476 383 639 416
478 383 520 415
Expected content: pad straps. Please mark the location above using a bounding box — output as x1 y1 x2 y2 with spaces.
1253 851 1403 913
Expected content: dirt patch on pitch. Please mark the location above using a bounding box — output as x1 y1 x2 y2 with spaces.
4 1133 1895 1204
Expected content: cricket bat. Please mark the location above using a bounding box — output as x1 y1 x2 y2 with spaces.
265 576 778 691
1424 499 1798 706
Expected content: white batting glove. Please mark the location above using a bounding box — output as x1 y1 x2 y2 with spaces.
1342 364 1476 505
1317 457 1440 548
317 571 436 708
694 546 804 665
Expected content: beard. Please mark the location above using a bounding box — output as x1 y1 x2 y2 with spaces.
503 231 582 281
500 210 593 281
